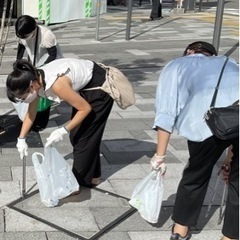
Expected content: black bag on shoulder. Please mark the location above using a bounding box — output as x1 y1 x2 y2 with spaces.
204 57 239 140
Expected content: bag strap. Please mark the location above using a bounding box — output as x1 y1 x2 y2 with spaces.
82 62 109 91
82 86 102 91
210 57 229 108
33 26 39 67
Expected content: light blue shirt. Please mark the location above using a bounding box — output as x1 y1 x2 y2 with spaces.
153 54 239 142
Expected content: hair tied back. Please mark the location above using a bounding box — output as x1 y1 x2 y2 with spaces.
13 59 32 71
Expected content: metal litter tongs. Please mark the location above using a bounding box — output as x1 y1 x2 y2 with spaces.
21 155 27 197
205 167 228 225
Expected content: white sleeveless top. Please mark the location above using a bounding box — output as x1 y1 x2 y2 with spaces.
38 58 94 103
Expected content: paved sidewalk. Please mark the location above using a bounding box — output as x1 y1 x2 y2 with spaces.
0 3 239 240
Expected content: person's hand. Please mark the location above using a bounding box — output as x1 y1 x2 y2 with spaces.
150 153 167 174
16 138 28 159
220 146 233 183
45 127 69 147
220 163 231 183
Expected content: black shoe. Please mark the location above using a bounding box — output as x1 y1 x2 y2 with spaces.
149 17 162 21
170 233 191 240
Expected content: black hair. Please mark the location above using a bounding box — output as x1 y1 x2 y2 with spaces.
15 15 37 38
183 41 218 56
6 59 38 102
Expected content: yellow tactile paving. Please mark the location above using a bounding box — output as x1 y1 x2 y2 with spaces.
103 12 239 28
102 12 239 36
180 12 239 28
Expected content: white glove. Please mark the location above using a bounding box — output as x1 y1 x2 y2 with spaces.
150 153 167 174
16 138 28 159
45 127 69 147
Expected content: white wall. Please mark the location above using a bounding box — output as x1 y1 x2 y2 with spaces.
22 0 107 24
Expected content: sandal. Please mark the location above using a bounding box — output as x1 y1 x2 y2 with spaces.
91 178 101 186
68 188 80 197
170 225 191 240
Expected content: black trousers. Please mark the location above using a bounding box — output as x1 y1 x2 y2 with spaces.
150 0 162 18
172 136 239 239
70 62 114 188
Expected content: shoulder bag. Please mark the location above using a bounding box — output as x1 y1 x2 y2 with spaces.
83 63 135 109
204 57 239 140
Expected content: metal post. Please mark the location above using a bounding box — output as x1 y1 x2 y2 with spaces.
199 0 203 12
0 0 15 67
0 0 8 47
125 0 133 41
212 0 225 54
16 0 22 17
95 0 101 41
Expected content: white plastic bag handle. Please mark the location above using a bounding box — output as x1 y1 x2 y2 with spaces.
32 152 45 168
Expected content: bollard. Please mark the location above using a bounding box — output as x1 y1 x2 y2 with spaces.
95 0 101 41
126 0 133 40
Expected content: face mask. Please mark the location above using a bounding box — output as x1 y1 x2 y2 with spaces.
24 33 34 40
22 90 38 103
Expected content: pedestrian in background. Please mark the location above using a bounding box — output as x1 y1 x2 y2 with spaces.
150 41 239 240
6 58 114 188
14 15 63 131
149 0 163 21
15 15 63 67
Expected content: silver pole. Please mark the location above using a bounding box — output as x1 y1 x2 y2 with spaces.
212 0 225 54
199 0 203 12
0 0 14 66
126 0 133 41
95 0 101 41
0 0 8 47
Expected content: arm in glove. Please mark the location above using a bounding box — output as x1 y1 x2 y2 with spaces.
45 127 69 147
16 138 28 159
150 153 167 174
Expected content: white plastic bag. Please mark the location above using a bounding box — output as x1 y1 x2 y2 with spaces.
32 146 79 207
129 170 164 223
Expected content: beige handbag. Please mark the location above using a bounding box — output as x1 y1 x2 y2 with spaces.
83 63 135 109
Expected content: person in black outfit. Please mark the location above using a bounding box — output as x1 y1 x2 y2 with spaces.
149 0 163 21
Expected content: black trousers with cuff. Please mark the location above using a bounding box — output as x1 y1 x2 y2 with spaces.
70 62 114 188
172 136 239 239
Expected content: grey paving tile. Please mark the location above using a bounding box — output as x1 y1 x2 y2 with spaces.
128 130 152 140
169 138 188 151
101 164 147 180
92 207 132 230
99 231 131 240
0 167 12 181
102 130 134 140
4 207 54 232
46 232 79 240
0 182 22 207
135 104 154 111
103 139 156 152
128 230 223 240
0 232 47 240
111 209 174 232
0 209 4 232
11 166 37 181
103 151 154 165
105 119 150 131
